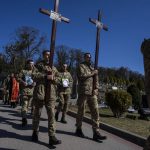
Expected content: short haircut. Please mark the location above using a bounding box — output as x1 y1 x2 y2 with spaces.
26 59 34 64
84 52 91 58
42 50 50 55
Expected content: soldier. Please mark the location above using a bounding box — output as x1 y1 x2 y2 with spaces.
2 75 10 105
55 64 73 123
75 52 107 141
31 50 61 146
17 59 37 127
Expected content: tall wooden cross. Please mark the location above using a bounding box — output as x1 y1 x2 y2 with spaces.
89 10 108 93
39 0 70 68
39 0 70 99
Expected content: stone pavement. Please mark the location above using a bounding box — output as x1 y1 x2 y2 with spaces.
0 101 143 150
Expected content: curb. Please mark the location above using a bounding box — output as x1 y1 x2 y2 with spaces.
67 110 147 147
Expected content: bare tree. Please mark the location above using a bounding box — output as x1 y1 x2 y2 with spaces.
15 26 46 60
55 45 70 70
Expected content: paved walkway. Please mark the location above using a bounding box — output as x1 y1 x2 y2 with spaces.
0 101 143 150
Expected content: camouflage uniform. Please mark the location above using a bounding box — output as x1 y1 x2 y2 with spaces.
2 76 10 104
76 62 100 132
32 60 59 137
18 67 37 119
56 71 73 121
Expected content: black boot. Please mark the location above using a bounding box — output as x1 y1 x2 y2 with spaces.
49 136 61 145
55 111 59 121
60 114 67 124
22 118 27 127
93 131 107 141
75 128 85 138
10 102 13 108
32 131 38 142
4 100 7 105
13 102 16 108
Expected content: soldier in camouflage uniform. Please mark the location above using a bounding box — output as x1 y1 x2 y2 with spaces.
17 60 37 127
2 75 10 105
55 64 73 123
75 53 107 141
31 50 61 146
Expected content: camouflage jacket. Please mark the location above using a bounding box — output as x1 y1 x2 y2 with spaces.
57 71 73 94
17 67 38 96
77 62 99 96
32 60 60 100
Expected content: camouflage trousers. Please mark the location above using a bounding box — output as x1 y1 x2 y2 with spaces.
32 98 56 136
76 94 100 132
57 92 70 115
21 95 33 118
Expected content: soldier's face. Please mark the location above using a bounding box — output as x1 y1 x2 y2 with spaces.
85 54 91 63
62 64 67 71
43 52 50 61
28 62 34 69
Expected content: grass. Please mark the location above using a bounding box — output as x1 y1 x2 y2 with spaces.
69 105 150 138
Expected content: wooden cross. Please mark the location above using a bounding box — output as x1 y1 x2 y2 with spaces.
89 10 108 69
39 0 70 68
39 0 70 100
89 10 108 94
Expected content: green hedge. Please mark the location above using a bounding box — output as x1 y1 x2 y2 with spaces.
105 90 132 118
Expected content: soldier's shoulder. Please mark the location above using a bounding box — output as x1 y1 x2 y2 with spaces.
33 67 38 72
67 71 71 75
20 69 26 74
79 62 86 67
52 66 58 72
36 60 44 65
36 60 44 67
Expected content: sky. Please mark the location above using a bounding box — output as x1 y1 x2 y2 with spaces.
0 0 150 75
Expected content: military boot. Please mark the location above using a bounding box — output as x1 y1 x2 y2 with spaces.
31 131 38 142
60 114 67 124
49 136 61 145
93 131 107 141
22 118 27 127
75 128 85 138
55 111 59 121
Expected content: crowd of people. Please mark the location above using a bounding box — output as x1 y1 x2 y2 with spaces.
1 50 150 149
0 50 107 147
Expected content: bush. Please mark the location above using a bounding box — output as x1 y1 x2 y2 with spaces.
105 90 132 118
127 84 141 109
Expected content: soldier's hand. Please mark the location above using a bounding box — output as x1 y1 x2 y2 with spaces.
47 75 54 80
32 82 36 87
93 89 99 96
3 88 6 95
23 82 28 86
45 66 52 72
92 70 98 76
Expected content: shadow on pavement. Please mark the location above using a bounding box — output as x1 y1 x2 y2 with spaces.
0 116 27 130
99 114 114 118
56 129 103 143
0 148 17 150
0 109 20 114
0 129 56 149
